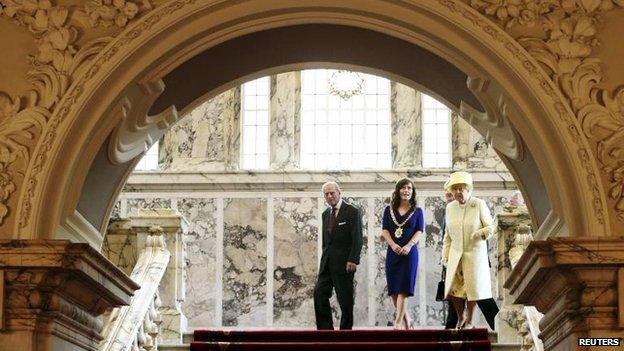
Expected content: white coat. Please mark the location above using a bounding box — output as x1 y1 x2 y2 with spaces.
442 197 494 300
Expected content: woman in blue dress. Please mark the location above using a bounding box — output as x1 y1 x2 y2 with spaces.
381 178 425 330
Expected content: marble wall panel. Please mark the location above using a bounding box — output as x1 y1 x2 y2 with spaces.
177 198 219 328
423 196 447 326
341 197 370 326
272 197 318 327
222 198 267 326
482 196 511 299
372 196 395 326
126 198 172 217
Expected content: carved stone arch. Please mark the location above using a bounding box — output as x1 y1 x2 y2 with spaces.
13 0 609 246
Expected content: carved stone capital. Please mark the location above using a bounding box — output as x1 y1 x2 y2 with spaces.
505 238 624 350
0 240 139 351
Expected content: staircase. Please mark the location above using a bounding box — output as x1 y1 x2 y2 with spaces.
160 329 521 351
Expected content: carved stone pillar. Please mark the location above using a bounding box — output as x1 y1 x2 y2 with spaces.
0 240 138 351
506 238 624 351
494 205 532 343
127 209 188 344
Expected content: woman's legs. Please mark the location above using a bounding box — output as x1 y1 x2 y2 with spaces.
463 300 477 328
394 293 409 329
447 296 465 328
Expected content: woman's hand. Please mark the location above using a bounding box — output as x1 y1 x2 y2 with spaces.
471 231 485 240
400 242 416 255
391 242 402 254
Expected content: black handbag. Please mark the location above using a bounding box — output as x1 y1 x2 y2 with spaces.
435 266 446 301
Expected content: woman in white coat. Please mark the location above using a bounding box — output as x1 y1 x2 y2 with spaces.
441 171 494 329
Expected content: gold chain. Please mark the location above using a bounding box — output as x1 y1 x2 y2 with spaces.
389 207 415 238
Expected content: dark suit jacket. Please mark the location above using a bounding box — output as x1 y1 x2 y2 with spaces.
319 201 363 275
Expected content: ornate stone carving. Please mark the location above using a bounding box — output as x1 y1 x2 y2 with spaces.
467 0 624 220
107 80 179 165
0 0 145 228
80 0 146 28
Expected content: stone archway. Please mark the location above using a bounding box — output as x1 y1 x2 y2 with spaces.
11 0 609 247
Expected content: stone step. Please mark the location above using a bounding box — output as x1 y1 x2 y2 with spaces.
492 343 521 351
183 332 193 344
161 342 520 351
159 344 190 351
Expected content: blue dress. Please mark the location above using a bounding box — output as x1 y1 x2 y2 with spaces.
383 206 425 296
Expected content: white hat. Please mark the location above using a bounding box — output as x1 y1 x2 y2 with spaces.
445 171 473 192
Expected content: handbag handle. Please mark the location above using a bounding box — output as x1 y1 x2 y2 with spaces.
440 266 446 282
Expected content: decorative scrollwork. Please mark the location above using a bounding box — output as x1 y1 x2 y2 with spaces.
469 0 624 221
0 0 143 226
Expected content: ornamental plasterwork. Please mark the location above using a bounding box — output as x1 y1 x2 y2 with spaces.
467 0 624 220
0 0 145 225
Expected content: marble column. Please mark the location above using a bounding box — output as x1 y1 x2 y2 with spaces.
451 113 471 169
494 206 532 343
127 209 189 344
0 240 138 351
506 238 624 351
160 88 241 171
270 72 301 170
391 82 422 168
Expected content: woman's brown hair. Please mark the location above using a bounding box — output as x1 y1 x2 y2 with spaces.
391 178 417 211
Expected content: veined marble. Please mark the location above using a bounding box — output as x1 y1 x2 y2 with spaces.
372 196 395 326
160 89 241 171
126 198 171 217
391 82 422 168
272 197 318 326
222 198 267 326
177 198 219 328
270 72 301 170
341 197 370 326
111 200 122 219
423 196 447 326
452 114 472 168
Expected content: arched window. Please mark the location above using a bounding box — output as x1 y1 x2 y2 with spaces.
421 94 451 168
134 141 159 171
300 69 391 169
241 77 270 169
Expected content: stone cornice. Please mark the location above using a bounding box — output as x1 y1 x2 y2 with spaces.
0 240 139 307
0 240 140 350
123 169 516 192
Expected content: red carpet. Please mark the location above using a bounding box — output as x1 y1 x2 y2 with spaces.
191 329 491 351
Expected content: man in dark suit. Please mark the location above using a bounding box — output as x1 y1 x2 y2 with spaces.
314 181 363 330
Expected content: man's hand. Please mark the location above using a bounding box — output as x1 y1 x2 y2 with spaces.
346 261 357 273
